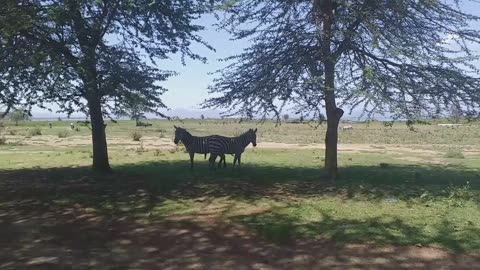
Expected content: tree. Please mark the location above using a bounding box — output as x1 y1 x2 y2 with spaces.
450 102 462 123
1 0 215 172
203 0 480 180
283 114 289 121
114 96 148 126
201 114 205 120
9 108 30 126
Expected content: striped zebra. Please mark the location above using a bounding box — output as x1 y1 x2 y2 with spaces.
173 126 225 169
208 128 257 168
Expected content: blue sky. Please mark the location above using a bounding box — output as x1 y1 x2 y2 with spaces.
32 1 480 119
157 15 244 111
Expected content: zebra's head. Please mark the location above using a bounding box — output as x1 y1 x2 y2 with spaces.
247 128 257 147
173 125 187 144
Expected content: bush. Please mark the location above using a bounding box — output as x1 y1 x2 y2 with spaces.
8 130 17 135
58 130 70 138
379 162 389 168
131 131 142 141
444 148 465 159
29 127 42 136
0 137 6 145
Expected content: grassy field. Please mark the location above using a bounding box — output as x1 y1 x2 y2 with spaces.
0 119 479 268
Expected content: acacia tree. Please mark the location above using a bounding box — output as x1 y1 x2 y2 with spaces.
114 95 152 126
0 0 215 172
9 108 30 126
203 0 480 179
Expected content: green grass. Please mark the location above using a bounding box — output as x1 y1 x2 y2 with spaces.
0 144 479 252
1 119 480 253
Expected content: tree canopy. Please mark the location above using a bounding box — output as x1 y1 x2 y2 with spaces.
0 0 215 171
203 0 480 178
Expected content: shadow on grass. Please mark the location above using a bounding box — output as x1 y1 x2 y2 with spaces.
0 160 479 268
234 209 480 252
0 159 479 206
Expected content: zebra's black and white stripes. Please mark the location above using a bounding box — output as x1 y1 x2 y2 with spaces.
208 128 257 168
173 126 212 169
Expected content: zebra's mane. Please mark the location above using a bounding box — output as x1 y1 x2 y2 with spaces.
238 129 254 138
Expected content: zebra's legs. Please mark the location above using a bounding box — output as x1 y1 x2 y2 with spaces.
237 154 242 167
189 152 195 169
209 153 218 169
233 154 238 168
217 154 226 168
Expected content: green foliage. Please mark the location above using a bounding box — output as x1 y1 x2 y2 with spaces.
383 121 394 128
0 0 216 171
9 109 30 126
204 1 480 121
0 0 215 117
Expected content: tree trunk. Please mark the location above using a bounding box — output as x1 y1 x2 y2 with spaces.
88 96 111 173
316 0 343 180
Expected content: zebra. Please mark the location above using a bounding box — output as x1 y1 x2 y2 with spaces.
173 126 225 169
208 128 257 168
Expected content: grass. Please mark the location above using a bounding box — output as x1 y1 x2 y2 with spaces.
57 130 70 138
0 118 479 145
28 126 42 136
0 119 480 257
0 143 479 252
444 148 465 159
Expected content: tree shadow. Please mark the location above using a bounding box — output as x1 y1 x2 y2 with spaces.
232 209 480 252
0 161 479 269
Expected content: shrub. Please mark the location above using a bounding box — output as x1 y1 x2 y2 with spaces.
29 127 42 136
0 137 6 145
58 130 70 138
131 131 142 141
383 121 394 128
8 130 17 135
444 148 465 159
